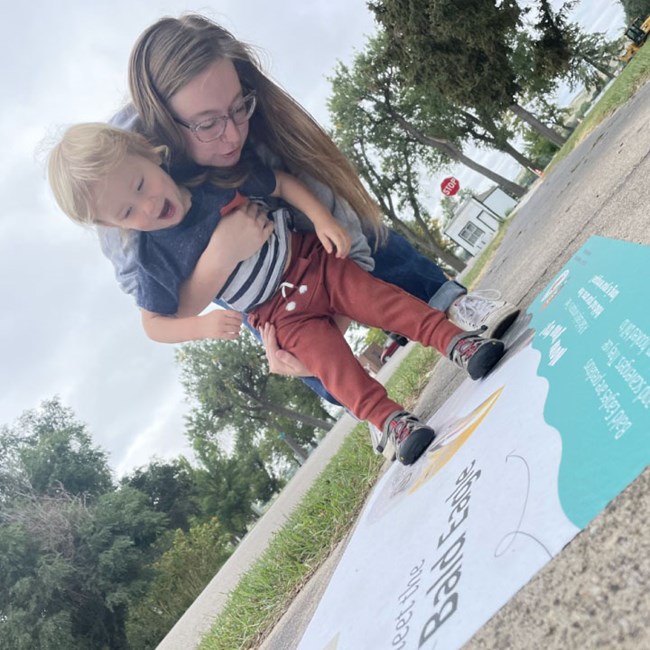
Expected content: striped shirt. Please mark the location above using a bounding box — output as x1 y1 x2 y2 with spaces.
136 161 290 316
217 208 290 312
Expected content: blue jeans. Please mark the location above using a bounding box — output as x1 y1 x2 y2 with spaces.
241 230 467 406
368 229 449 300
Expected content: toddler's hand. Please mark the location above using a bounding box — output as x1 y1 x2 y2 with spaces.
315 218 351 258
199 309 243 340
209 202 274 265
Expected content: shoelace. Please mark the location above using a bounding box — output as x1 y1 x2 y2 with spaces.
389 417 414 444
455 290 502 321
279 281 309 312
453 337 482 360
468 289 502 301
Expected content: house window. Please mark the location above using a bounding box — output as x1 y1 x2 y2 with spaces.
459 222 485 247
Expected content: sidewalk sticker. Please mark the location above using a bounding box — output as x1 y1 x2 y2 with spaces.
298 237 649 650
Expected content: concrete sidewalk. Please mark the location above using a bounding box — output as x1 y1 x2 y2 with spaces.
157 413 361 650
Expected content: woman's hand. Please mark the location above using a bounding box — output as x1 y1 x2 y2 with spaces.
260 323 312 377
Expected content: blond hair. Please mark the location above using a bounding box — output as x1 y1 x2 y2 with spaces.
47 123 162 225
129 13 383 240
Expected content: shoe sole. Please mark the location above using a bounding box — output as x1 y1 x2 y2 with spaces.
467 340 506 380
398 427 436 465
484 308 521 340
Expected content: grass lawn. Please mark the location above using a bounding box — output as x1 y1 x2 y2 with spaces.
547 43 650 171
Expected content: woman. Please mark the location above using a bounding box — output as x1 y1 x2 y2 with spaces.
99 13 518 403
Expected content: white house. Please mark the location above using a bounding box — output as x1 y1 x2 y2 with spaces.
443 186 518 256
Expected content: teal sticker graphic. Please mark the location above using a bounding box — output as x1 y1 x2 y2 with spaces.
529 237 650 528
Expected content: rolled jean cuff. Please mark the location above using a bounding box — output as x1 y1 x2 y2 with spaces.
427 280 467 312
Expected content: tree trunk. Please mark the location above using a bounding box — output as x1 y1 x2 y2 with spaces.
279 431 309 464
463 110 539 172
391 111 527 198
259 399 334 431
509 103 567 147
498 141 540 171
355 143 467 272
451 146 527 198
232 378 335 431
581 55 615 80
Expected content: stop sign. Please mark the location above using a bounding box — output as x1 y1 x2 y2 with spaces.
441 176 460 196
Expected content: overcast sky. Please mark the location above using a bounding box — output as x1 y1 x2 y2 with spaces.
0 0 625 478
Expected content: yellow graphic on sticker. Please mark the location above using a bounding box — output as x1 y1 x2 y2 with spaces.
366 387 504 524
409 386 504 494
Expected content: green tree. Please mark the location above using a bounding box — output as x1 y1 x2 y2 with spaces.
0 397 113 502
528 0 575 87
329 35 529 201
0 485 166 649
121 458 200 532
563 27 625 87
620 0 650 23
521 123 561 170
126 518 233 649
512 16 622 97
189 438 281 538
370 0 568 146
177 332 329 527
0 498 84 650
333 118 466 272
178 332 334 443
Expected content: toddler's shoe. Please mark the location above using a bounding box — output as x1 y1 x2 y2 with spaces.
447 329 505 380
383 411 435 465
369 422 396 460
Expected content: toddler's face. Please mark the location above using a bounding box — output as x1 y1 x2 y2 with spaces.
93 154 191 231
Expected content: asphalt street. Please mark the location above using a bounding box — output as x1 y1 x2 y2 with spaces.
161 80 650 650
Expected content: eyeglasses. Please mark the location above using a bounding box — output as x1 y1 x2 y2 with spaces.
174 91 257 143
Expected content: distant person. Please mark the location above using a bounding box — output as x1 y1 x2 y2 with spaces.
48 123 506 465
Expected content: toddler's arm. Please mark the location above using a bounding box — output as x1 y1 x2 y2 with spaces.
176 202 275 317
141 308 243 344
273 171 351 258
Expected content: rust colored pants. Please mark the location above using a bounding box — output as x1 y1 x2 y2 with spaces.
249 234 463 430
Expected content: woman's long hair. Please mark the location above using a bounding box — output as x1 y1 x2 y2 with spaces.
128 13 383 239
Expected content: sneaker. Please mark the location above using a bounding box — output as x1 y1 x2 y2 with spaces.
383 411 436 465
447 290 520 339
446 330 505 380
369 423 396 460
